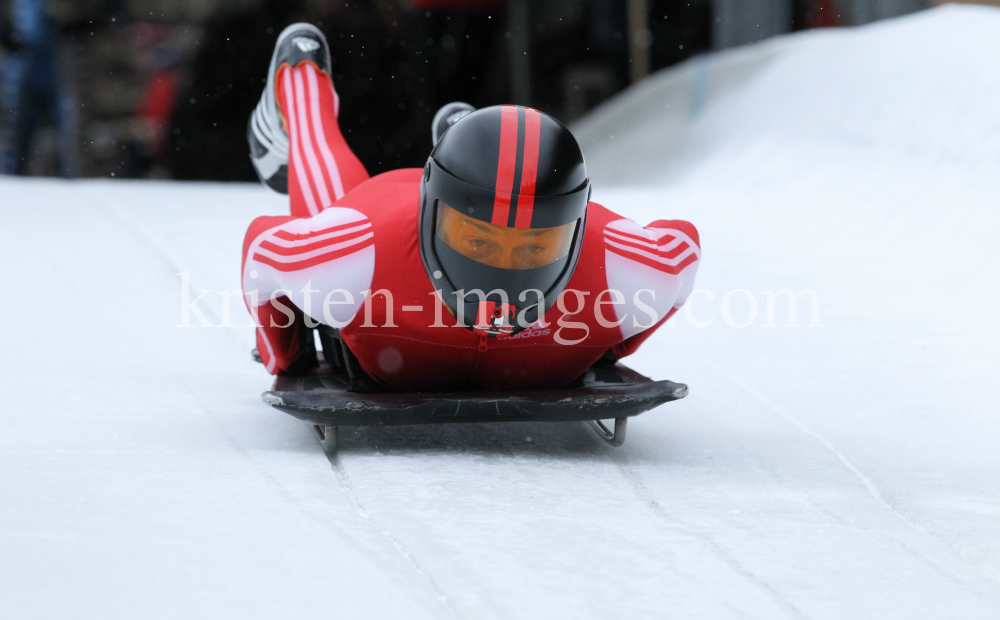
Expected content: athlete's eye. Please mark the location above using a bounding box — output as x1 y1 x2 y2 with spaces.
470 239 488 248
525 245 544 253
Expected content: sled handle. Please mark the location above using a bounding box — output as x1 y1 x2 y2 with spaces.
589 418 627 447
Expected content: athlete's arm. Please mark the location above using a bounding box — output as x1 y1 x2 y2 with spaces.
601 218 701 360
241 207 375 374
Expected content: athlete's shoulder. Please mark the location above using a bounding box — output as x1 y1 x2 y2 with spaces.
645 219 700 248
244 207 374 273
586 201 700 247
574 199 701 279
604 218 700 275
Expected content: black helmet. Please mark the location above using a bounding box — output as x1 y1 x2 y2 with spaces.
419 105 590 337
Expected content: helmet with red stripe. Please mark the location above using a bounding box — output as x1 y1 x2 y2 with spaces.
419 105 590 337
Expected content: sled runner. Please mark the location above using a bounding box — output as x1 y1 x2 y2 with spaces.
259 328 687 452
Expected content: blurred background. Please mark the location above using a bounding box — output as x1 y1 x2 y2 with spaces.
0 0 978 182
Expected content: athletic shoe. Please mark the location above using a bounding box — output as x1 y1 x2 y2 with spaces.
432 102 475 146
248 23 333 194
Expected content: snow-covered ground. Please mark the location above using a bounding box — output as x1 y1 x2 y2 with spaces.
3 5 1000 619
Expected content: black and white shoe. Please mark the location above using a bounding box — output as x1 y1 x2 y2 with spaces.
248 23 333 194
432 102 475 146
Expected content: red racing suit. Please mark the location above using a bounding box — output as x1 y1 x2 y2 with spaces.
242 62 700 392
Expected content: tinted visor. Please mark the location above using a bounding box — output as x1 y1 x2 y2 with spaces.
435 202 576 270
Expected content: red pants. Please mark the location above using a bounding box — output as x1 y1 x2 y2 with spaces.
275 61 370 217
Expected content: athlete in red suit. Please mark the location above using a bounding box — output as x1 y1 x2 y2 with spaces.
243 24 700 392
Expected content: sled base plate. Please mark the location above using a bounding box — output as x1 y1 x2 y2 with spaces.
263 363 687 427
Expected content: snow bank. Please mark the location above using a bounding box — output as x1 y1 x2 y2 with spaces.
575 4 1000 184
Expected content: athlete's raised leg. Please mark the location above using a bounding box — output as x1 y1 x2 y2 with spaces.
247 23 369 217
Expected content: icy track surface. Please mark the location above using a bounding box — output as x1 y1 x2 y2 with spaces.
3 6 1000 619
